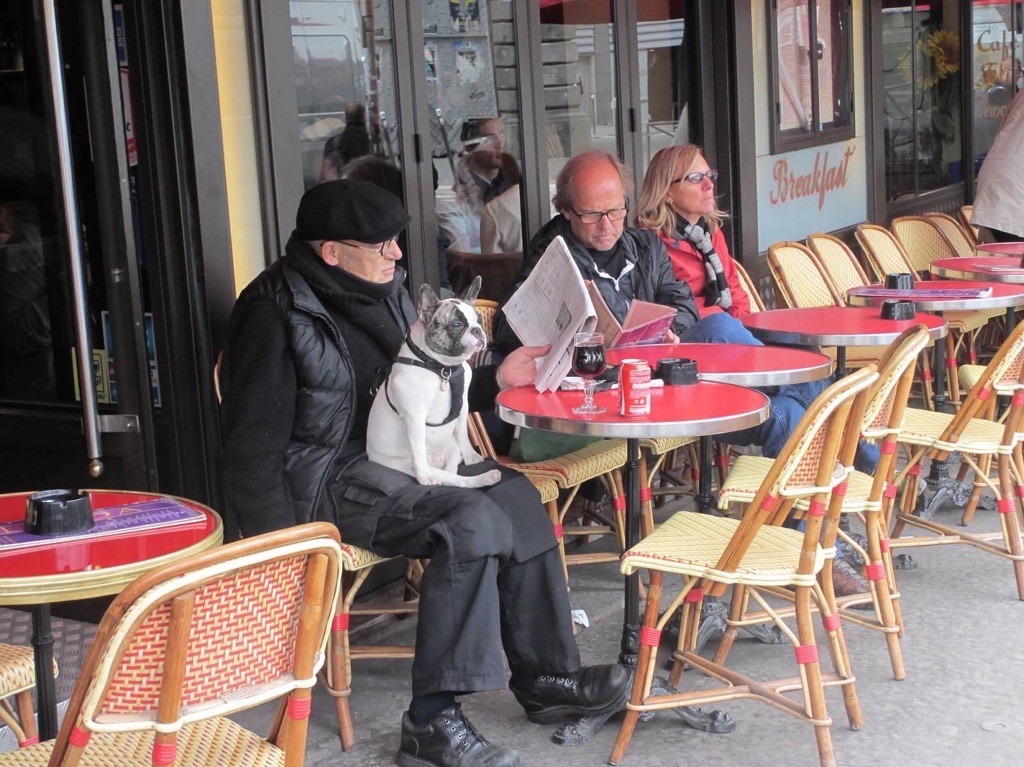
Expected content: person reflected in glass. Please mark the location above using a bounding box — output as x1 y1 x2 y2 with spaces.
436 116 520 252
320 101 374 182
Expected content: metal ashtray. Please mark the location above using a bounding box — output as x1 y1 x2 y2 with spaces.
24 489 94 536
884 273 915 290
658 357 698 385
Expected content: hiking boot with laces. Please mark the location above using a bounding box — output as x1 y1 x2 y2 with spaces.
398 704 520 767
509 663 630 724
831 557 872 610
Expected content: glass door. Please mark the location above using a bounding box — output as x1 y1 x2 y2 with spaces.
0 0 155 491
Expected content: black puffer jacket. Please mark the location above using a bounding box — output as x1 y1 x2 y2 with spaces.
220 235 416 535
495 215 700 350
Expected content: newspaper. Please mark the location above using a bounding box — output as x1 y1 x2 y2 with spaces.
501 236 677 391
502 236 597 391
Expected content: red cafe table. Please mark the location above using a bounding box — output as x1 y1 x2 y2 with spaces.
606 343 833 512
847 281 1024 409
0 489 222 740
496 382 768 669
931 257 1024 285
975 242 1024 256
743 306 947 378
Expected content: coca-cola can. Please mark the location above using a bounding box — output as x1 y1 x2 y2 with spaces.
618 359 651 417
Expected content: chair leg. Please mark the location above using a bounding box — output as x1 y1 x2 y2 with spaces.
15 691 37 747
609 570 664 766
997 453 1024 601
711 585 745 666
328 576 357 751
962 452 991 526
794 586 836 767
865 509 906 680
816 567 863 729
946 335 961 404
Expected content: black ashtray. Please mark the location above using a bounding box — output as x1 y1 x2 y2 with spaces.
658 357 698 386
885 273 915 290
24 489 94 536
880 299 916 321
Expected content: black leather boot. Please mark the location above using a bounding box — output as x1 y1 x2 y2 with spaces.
398 704 520 767
509 663 630 724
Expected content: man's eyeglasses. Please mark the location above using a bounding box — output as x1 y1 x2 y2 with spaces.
674 169 719 185
569 205 629 225
340 238 397 257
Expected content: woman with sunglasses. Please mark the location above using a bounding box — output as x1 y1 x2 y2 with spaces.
636 145 751 319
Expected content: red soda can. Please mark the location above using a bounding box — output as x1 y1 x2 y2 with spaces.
618 359 651 417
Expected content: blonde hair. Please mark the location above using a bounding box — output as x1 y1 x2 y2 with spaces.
635 145 728 236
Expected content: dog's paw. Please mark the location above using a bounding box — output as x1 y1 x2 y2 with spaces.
416 473 440 486
461 449 486 466
477 469 502 487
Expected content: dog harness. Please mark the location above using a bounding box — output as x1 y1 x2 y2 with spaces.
384 335 465 426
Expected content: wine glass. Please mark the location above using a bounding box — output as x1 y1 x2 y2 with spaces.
571 332 607 415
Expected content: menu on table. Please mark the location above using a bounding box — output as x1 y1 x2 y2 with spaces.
0 497 205 551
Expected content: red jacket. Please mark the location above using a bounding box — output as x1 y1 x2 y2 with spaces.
659 228 752 318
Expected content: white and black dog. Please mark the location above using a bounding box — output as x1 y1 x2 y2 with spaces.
367 277 502 489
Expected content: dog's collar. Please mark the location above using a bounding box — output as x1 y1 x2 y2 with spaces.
388 335 465 427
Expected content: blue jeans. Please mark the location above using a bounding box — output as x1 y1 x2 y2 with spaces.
679 314 879 473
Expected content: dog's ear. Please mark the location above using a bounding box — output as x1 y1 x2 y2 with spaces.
417 283 440 322
459 276 483 305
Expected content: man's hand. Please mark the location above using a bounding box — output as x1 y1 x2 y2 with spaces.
663 329 680 344
497 345 551 389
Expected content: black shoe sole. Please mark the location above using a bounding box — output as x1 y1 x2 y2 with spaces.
522 681 631 725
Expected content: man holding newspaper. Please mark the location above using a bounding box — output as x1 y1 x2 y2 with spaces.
498 150 818 460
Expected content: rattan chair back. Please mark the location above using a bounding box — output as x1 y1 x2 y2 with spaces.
959 205 979 244
923 212 975 257
807 233 870 302
861 326 931 440
711 366 878 582
733 260 766 312
473 299 500 343
891 216 957 274
48 524 342 767
767 242 840 308
855 223 917 280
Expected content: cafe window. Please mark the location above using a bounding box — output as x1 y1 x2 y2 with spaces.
881 2 964 200
768 0 854 152
971 2 1023 167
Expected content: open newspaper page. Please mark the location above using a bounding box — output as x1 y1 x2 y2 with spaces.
501 236 597 391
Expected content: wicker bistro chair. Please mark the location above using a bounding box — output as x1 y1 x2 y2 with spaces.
609 366 879 767
959 204 980 244
858 222 995 405
0 523 342 767
806 233 871 303
923 212 976 258
716 327 931 680
888 321 1024 600
733 259 766 312
768 241 885 370
0 644 58 748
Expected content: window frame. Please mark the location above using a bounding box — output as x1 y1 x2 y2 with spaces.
767 0 855 153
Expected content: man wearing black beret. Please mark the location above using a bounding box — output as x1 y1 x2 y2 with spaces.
219 180 628 766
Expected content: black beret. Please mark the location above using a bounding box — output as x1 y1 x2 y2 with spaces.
295 179 410 243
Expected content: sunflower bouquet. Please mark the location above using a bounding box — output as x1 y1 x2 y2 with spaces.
918 27 961 178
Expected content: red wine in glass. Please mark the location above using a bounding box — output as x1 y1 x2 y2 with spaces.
572 343 607 379
571 332 606 414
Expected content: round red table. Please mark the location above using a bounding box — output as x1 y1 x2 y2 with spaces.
606 343 832 387
847 281 1024 409
976 242 1024 256
0 489 222 740
497 381 768 671
931 257 1024 284
606 343 832 512
742 306 947 378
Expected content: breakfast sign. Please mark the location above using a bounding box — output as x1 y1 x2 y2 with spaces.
756 137 867 251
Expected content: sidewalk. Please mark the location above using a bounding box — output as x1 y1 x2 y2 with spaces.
233 496 1024 767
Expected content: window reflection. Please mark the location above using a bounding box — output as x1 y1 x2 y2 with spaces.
972 2 1023 166
426 0 524 302
638 3 695 166
882 1 963 200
